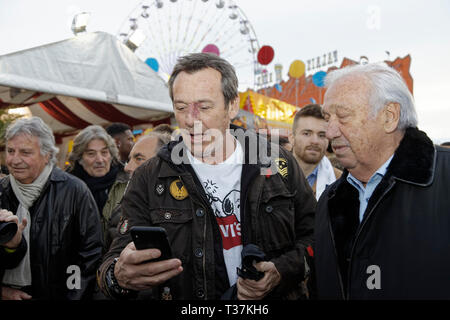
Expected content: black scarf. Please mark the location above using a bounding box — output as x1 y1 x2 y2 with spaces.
69 161 121 214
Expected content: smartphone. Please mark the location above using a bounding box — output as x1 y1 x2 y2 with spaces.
130 226 173 262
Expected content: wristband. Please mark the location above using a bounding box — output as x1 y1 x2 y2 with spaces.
105 258 136 299
4 247 17 254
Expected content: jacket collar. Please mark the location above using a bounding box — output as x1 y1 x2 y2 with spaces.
157 138 191 178
49 166 67 182
328 127 436 197
0 166 65 199
156 125 272 178
387 127 435 186
112 168 130 183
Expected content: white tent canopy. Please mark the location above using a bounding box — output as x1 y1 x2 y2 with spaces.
0 31 173 136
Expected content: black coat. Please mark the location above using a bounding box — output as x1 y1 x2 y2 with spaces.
315 128 450 299
68 162 122 215
0 167 103 299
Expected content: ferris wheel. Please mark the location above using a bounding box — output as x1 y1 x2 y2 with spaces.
117 0 261 90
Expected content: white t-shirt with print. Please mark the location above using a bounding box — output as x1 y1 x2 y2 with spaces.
187 139 243 286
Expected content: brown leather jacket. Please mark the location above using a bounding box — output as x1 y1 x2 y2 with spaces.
98 129 316 300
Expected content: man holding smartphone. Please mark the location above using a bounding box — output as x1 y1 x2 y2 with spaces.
98 53 316 300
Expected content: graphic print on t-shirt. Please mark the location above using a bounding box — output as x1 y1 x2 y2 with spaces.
187 139 243 286
203 179 241 250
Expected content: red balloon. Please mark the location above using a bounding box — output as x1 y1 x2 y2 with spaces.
257 45 274 65
202 44 220 56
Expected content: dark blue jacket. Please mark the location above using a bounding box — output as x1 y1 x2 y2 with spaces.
315 128 450 299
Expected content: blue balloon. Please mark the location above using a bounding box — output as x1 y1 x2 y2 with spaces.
310 98 317 104
145 57 159 72
312 71 327 87
275 83 282 92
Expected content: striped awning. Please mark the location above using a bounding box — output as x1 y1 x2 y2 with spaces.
0 31 173 140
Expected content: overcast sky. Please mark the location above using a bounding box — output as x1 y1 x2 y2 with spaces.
1 0 449 142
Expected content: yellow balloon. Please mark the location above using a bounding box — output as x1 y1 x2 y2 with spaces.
289 60 305 78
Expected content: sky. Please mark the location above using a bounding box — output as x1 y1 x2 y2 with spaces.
0 0 449 142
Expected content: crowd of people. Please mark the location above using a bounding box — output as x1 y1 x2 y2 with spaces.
0 53 449 300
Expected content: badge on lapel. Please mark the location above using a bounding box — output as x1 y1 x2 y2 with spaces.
274 158 288 178
169 179 188 200
156 183 165 196
118 217 129 235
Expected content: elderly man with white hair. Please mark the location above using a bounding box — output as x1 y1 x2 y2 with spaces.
0 117 103 300
314 63 450 299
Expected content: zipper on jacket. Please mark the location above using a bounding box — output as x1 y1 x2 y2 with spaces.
251 175 265 245
345 180 396 299
239 164 261 245
327 215 346 299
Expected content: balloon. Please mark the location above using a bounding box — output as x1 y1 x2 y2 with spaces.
145 57 159 72
275 83 282 92
310 98 317 104
312 71 327 87
288 60 305 78
202 44 220 56
257 45 274 65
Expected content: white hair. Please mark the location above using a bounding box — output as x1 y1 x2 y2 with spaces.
324 63 418 130
5 116 59 164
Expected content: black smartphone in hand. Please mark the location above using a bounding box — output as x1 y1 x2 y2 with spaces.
130 226 173 262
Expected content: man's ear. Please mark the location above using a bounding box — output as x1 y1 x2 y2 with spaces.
228 96 240 120
288 132 294 146
382 102 401 134
114 137 121 148
45 153 51 165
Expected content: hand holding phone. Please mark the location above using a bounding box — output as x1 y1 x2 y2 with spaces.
130 226 173 262
114 239 182 291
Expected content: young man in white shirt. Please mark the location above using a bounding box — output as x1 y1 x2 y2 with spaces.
291 104 342 200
